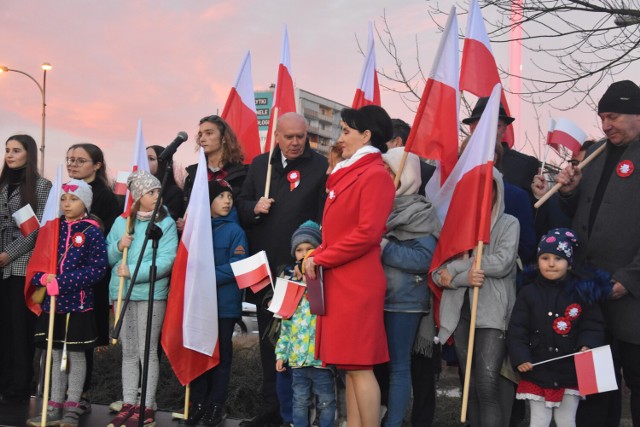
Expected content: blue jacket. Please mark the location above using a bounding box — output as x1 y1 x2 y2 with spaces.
213 208 248 318
33 218 107 313
381 234 437 312
107 212 178 301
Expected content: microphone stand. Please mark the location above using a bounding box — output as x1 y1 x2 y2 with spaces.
111 158 174 427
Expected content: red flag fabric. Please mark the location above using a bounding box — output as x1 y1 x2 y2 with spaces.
574 345 618 396
12 204 39 237
25 219 60 316
404 7 459 185
460 0 515 147
264 25 297 152
268 278 305 319
352 22 381 108
547 118 588 155
428 84 501 324
24 164 63 316
161 148 219 386
222 51 261 164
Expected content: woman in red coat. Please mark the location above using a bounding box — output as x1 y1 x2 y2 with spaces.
304 105 395 427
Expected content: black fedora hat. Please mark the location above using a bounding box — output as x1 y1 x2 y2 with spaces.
462 97 515 125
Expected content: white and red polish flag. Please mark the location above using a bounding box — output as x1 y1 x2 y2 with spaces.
404 6 459 187
222 51 261 164
268 278 306 319
24 164 63 315
264 25 297 153
460 0 515 148
428 84 500 324
161 148 219 386
114 171 131 196
230 250 273 294
352 22 381 109
574 345 618 396
122 119 150 216
547 118 588 155
12 205 39 237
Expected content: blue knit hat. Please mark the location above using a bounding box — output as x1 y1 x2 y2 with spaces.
537 228 579 265
291 220 321 257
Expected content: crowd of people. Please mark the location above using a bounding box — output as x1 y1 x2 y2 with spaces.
0 79 638 427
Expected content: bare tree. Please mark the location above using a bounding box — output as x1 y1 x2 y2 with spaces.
407 1 640 109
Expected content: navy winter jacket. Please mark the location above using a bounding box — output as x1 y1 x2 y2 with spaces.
212 208 248 318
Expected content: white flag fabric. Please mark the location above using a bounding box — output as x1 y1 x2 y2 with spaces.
181 148 218 355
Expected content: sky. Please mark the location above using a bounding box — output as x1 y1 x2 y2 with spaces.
1 0 639 181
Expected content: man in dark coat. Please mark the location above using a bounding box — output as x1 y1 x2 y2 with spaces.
555 80 640 427
237 112 328 427
386 118 435 197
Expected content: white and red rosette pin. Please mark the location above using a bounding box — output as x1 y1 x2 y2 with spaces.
565 303 582 320
72 232 86 247
553 317 572 335
287 170 301 191
617 160 634 178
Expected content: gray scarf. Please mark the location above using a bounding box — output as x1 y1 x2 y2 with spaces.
385 194 441 241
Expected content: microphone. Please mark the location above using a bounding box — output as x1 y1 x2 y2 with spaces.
158 132 188 162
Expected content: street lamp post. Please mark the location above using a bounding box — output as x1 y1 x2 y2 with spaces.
0 63 52 175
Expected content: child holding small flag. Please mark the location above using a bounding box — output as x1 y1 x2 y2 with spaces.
275 220 336 427
184 179 248 427
27 180 107 427
508 228 609 427
106 170 178 427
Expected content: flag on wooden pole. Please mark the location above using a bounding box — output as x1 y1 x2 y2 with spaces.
161 148 219 385
122 119 150 216
264 25 297 153
222 51 261 164
460 0 515 147
428 84 501 323
352 22 381 108
404 6 459 187
24 164 63 315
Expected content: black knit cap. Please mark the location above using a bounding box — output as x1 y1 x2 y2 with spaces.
463 97 515 125
597 80 640 114
208 179 232 203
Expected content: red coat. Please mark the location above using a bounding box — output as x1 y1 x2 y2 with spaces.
313 153 395 366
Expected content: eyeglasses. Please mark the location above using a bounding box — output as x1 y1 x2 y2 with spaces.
66 157 92 166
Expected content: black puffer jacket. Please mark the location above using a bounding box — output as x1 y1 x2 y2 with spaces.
508 272 606 389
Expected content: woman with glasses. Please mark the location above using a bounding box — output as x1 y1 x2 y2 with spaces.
65 143 122 414
0 134 51 404
179 116 246 230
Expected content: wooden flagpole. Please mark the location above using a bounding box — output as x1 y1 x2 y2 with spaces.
393 151 409 189
264 107 279 199
40 296 56 427
460 241 484 423
171 384 190 420
534 143 606 208
111 216 132 345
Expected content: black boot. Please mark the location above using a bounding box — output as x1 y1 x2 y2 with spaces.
184 402 207 426
198 403 225 427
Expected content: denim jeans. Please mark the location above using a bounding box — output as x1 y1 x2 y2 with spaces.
383 311 422 427
291 367 336 427
276 368 293 423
